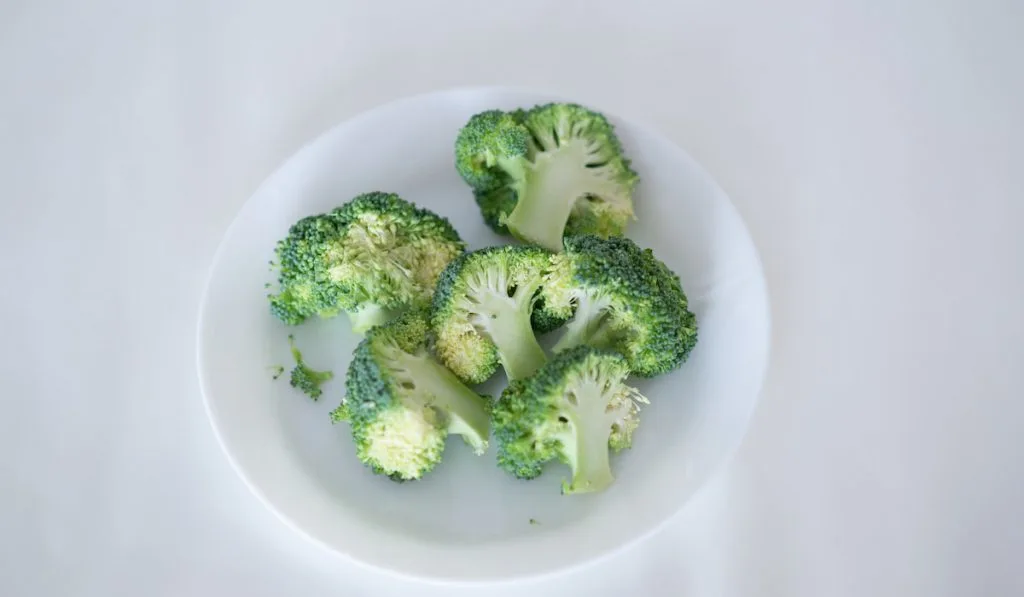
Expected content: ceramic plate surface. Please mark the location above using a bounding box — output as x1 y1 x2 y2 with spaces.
197 87 770 582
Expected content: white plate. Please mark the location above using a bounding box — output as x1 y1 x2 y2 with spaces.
197 87 770 582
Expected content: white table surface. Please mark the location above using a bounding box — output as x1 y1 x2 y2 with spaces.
3 1 1023 595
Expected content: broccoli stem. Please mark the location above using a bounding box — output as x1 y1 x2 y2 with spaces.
503 141 607 251
504 163 576 251
562 380 628 495
552 295 613 353
565 420 614 495
477 295 547 381
347 304 400 334
400 354 491 454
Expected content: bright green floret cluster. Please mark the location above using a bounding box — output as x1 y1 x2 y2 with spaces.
493 346 648 494
287 335 333 400
430 245 551 384
455 103 639 251
539 235 698 377
268 192 465 332
263 100 704 496
331 311 491 482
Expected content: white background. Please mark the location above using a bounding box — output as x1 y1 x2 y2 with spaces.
2 1 1022 595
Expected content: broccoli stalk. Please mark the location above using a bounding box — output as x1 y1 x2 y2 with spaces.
334 311 491 481
288 335 333 399
493 346 648 494
346 304 402 335
431 246 551 384
557 377 634 493
503 139 629 251
551 294 614 353
463 268 546 382
374 339 490 452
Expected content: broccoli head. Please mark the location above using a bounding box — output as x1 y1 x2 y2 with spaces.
472 185 518 235
493 346 648 494
431 245 551 384
530 295 572 335
454 103 639 251
538 235 698 377
267 192 465 332
455 110 530 194
331 311 491 482
287 335 333 399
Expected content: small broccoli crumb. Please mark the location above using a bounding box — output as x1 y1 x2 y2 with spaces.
288 335 333 400
268 365 285 380
529 518 540 525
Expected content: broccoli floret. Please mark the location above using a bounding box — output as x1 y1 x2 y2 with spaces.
531 295 571 334
472 186 518 234
539 235 698 377
454 103 639 251
455 110 530 194
287 335 333 399
331 311 491 482
431 245 551 384
267 192 465 332
493 346 648 494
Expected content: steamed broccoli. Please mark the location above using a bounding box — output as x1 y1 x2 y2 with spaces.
431 245 551 384
455 103 639 251
287 335 333 399
267 192 465 333
493 346 648 494
331 311 491 482
538 235 698 377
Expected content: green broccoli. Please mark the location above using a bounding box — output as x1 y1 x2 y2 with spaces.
538 235 698 377
455 103 639 251
472 185 518 237
267 192 465 333
531 295 571 334
288 335 333 399
431 245 551 384
331 311 491 482
493 346 648 494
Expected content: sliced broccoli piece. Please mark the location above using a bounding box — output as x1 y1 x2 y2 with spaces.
331 311 491 482
493 346 648 494
287 335 333 399
539 235 698 377
454 103 638 251
267 192 465 332
431 245 550 384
